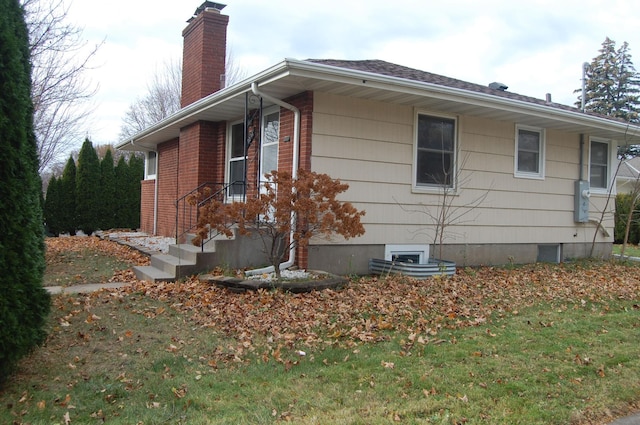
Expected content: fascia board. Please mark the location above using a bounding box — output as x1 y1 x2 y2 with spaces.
284 59 640 140
116 61 293 150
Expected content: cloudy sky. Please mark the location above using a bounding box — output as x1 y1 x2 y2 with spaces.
65 0 640 147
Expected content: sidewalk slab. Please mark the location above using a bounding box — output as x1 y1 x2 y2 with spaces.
610 413 640 425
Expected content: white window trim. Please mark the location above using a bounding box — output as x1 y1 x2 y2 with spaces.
226 120 246 201
588 137 615 194
412 110 458 193
144 151 157 180
385 244 430 264
258 106 280 186
514 124 545 180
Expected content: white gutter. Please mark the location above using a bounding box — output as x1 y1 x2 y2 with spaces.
244 81 300 276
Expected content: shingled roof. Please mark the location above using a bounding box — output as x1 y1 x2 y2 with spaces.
307 59 586 115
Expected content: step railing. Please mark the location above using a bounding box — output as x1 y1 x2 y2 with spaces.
175 181 246 249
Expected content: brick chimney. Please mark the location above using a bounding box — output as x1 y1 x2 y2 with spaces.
181 2 228 107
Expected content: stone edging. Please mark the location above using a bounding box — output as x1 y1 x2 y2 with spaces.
200 272 348 293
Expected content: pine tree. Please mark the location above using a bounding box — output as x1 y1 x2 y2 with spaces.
44 176 62 236
577 37 640 123
0 0 51 383
59 155 77 234
99 149 116 230
75 139 101 234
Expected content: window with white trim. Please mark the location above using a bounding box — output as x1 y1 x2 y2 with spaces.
415 113 456 189
589 138 611 191
145 151 157 180
227 122 246 197
514 125 545 178
385 244 430 264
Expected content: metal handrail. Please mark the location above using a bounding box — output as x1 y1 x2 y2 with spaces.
175 181 246 249
175 182 223 244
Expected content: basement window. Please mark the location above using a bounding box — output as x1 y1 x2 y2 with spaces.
385 244 430 264
537 244 561 263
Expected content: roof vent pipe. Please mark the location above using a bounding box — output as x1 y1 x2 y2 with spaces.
546 93 552 103
488 82 508 91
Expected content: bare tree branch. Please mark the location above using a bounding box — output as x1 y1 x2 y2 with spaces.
119 51 247 140
22 0 101 173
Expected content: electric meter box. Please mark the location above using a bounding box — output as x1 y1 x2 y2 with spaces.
574 180 590 223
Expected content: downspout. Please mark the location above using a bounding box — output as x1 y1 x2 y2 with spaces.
245 81 300 276
153 155 158 235
579 134 584 181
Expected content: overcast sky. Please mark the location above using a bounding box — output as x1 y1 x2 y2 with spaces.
65 0 640 147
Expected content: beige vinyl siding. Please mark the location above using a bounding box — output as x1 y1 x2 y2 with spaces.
310 91 613 247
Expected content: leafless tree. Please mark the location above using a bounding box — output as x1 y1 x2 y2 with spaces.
22 0 101 173
119 50 247 140
119 58 182 140
399 153 490 260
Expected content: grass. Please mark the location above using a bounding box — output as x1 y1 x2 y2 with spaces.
612 244 640 258
43 247 133 287
1 241 639 424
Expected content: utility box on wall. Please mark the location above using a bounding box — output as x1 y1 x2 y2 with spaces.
574 180 590 223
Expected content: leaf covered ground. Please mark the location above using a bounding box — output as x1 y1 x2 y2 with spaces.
44 236 149 286
127 261 640 362
14 236 638 424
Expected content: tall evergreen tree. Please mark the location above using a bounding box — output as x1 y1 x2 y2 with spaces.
0 0 51 383
59 155 77 234
44 176 62 235
127 154 144 229
99 149 116 230
577 37 640 123
114 155 129 228
75 138 101 234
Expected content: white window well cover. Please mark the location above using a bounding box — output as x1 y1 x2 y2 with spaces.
385 244 430 264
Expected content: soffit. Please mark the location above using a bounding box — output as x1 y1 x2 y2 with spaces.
118 59 640 150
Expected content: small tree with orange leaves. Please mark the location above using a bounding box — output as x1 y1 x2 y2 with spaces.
194 169 366 280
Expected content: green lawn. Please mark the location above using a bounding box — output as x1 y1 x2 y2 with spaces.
613 244 640 258
1 239 639 424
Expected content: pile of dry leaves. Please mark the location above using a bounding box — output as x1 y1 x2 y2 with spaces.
126 261 640 352
45 236 150 268
48 236 640 353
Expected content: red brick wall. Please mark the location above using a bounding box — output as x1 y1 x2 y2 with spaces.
181 9 228 107
269 91 314 269
175 121 224 237
156 139 179 237
140 180 156 234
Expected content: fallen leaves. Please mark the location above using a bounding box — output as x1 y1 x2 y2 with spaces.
111 261 640 365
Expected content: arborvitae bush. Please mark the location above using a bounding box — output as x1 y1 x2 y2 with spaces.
44 176 62 235
75 139 101 234
125 154 144 229
0 0 51 383
59 155 77 234
99 149 116 230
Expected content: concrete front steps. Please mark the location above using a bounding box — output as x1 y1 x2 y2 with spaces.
134 242 218 283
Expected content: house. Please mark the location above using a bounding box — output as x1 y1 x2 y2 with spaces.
117 2 640 280
616 157 640 194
